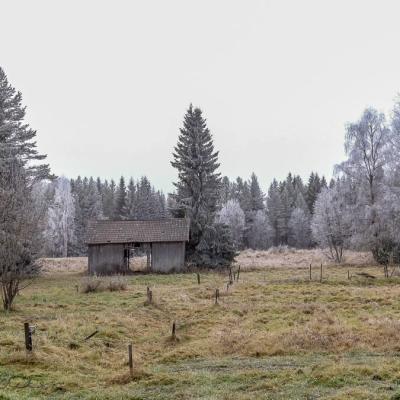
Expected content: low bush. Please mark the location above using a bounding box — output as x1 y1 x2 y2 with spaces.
80 275 103 293
79 275 128 293
105 275 128 291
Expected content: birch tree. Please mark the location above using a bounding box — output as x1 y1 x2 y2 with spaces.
45 177 75 257
311 185 351 263
336 108 391 250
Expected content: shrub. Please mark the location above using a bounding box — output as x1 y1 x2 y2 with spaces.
105 275 128 291
372 239 400 265
80 275 104 293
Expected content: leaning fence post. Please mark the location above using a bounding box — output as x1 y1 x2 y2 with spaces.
128 343 133 376
24 322 32 352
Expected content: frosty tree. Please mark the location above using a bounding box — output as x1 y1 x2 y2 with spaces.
45 177 76 257
171 105 235 266
0 67 52 310
337 108 392 254
311 185 351 263
288 208 311 248
115 176 128 220
218 199 245 249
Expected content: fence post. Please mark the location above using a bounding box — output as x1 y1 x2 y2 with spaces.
237 265 240 281
24 322 32 352
146 286 153 304
215 289 219 305
128 343 133 376
172 321 176 339
309 264 312 281
197 273 200 285
320 263 323 282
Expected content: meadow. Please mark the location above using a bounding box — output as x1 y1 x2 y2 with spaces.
2 249 400 399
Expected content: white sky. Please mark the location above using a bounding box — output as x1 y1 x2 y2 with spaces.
2 0 400 192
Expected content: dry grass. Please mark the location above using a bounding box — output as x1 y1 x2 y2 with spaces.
1 250 400 399
236 247 375 270
39 255 148 274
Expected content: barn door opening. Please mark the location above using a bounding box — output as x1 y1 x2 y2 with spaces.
123 248 130 271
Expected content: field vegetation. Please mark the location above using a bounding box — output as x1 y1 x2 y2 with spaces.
2 250 400 399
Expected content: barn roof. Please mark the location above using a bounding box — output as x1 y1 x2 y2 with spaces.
86 218 190 244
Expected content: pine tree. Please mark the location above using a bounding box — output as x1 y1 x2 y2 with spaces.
102 179 116 219
249 173 264 211
266 179 280 245
127 178 136 219
306 172 322 213
115 176 128 220
171 104 234 266
0 67 52 181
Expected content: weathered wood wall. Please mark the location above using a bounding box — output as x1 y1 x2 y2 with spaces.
88 242 186 274
88 244 126 275
151 242 185 272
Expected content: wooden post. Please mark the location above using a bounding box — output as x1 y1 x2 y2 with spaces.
75 284 79 293
197 273 200 285
215 289 219 305
172 321 176 339
229 268 233 285
309 264 312 281
128 343 133 376
237 265 240 281
320 263 323 283
348 270 350 280
24 322 32 352
147 286 152 304
226 282 230 291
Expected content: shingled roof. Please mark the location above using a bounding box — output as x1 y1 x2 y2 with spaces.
86 218 190 244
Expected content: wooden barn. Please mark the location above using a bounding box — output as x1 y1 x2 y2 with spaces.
86 218 190 274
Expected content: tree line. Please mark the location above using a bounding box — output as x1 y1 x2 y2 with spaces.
217 172 328 251
44 175 168 257
2 62 400 309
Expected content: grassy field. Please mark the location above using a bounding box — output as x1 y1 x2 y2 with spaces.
2 250 400 399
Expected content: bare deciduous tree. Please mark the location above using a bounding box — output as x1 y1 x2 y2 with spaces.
0 162 44 310
311 185 351 263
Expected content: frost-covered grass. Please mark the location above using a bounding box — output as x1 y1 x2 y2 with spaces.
1 255 400 399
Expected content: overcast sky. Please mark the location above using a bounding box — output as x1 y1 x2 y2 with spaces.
2 0 400 192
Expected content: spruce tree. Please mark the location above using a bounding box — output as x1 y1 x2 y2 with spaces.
171 105 234 266
0 67 52 181
266 179 280 245
127 178 136 219
249 173 264 211
115 176 128 220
